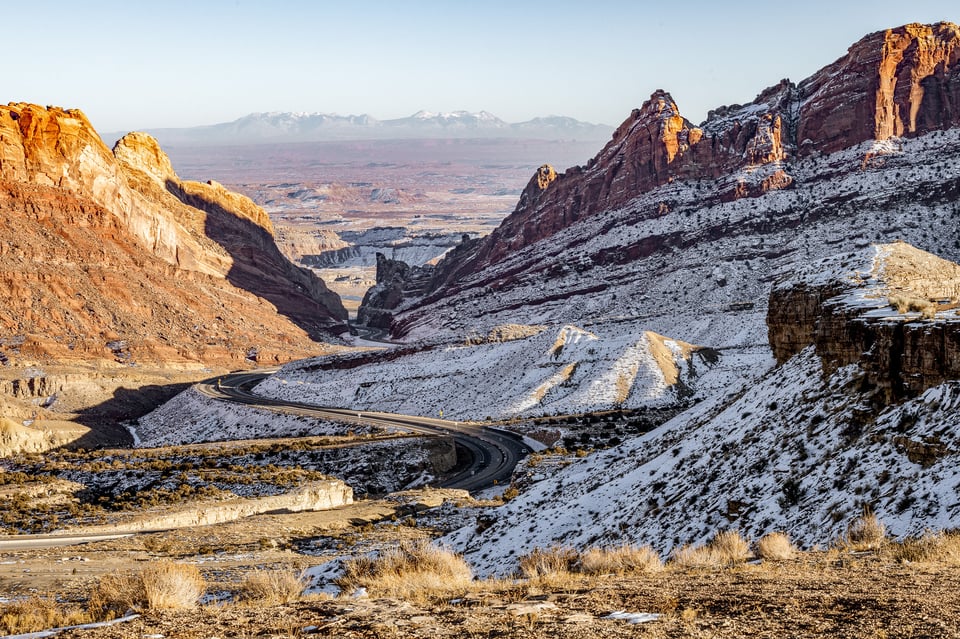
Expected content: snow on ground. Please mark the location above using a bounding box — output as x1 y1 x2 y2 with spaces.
134 387 374 447
443 347 960 577
390 130 960 355
256 323 767 421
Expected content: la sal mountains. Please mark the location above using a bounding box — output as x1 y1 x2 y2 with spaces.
101 111 615 147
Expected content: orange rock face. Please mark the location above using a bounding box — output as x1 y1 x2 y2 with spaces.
0 103 347 367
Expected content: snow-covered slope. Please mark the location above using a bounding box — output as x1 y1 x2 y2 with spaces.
256 324 762 420
443 347 960 576
387 130 960 353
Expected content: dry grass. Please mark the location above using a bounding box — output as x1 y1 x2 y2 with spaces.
709 530 751 565
889 294 937 319
578 544 663 575
670 530 751 569
756 532 796 561
891 530 960 564
518 546 578 579
141 561 206 610
841 509 887 551
91 561 205 613
336 540 472 602
238 569 307 605
0 597 93 636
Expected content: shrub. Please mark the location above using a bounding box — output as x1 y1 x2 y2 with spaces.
579 544 663 575
336 540 472 602
843 509 886 550
756 532 796 561
891 530 960 564
141 562 206 610
89 570 146 617
669 543 718 569
0 598 92 635
670 530 751 569
518 546 578 579
91 562 205 613
709 530 751 565
889 295 936 319
238 569 307 605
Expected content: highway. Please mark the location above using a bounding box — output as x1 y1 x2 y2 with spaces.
197 371 528 492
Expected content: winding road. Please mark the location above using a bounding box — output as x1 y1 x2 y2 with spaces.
196 371 528 492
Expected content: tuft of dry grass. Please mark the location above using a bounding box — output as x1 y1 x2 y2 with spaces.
889 295 937 319
756 532 796 561
709 530 751 565
92 561 205 613
891 530 960 564
842 509 887 551
141 561 206 610
336 540 472 602
0 597 93 636
670 530 751 569
579 544 663 575
89 571 147 617
518 546 578 579
238 569 307 605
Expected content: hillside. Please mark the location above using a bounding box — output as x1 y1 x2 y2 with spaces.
442 242 960 575
0 103 347 366
0 103 353 447
359 22 960 351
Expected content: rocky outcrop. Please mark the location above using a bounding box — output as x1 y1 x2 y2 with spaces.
798 22 960 153
74 480 353 534
0 103 347 366
390 22 960 319
357 253 435 329
767 242 960 402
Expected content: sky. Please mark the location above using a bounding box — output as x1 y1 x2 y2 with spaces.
7 1 958 133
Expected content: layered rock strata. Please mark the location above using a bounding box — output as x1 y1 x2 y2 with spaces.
0 103 347 366
358 22 960 332
767 242 960 402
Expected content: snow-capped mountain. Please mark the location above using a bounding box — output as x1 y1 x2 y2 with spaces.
103 110 614 146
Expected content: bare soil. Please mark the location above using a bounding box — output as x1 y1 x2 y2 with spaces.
45 555 960 638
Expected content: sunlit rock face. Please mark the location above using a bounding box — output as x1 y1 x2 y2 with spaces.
0 103 347 366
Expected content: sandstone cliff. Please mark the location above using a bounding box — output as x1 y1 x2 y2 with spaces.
768 241 960 403
0 103 347 367
362 22 960 332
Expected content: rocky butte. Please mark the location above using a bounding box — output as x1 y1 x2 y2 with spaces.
0 103 348 366
358 22 960 333
0 103 351 448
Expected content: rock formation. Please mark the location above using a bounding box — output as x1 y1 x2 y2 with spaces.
768 241 960 402
0 103 347 366
357 22 960 333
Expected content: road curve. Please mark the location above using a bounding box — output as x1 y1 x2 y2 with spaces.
197 371 528 492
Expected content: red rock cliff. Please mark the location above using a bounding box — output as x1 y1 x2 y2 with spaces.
0 103 347 365
422 22 960 296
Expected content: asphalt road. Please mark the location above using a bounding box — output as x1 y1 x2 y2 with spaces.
197 371 528 492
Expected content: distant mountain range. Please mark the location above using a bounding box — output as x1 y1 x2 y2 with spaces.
102 111 615 147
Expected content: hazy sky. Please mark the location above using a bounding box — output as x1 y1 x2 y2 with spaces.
7 1 958 133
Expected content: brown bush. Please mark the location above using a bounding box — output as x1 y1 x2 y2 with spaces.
336 540 472 602
0 597 92 635
92 561 205 613
518 546 578 579
670 530 751 569
891 530 960 564
843 509 886 550
238 569 307 605
579 544 663 575
756 532 796 561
